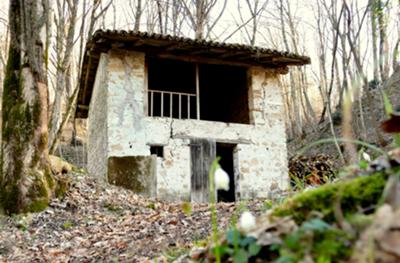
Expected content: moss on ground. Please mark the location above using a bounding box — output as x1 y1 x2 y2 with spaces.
27 198 49 212
273 171 392 224
55 176 70 198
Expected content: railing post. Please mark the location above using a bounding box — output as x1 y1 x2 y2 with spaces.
150 91 154 117
196 64 200 120
179 94 182 119
147 90 197 119
170 93 173 118
188 95 190 119
161 92 164 117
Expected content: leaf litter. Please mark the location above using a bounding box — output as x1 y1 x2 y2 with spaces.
0 172 266 262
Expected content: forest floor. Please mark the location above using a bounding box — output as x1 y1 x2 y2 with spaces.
288 66 400 167
0 172 267 262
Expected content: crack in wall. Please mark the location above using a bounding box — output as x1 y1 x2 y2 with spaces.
168 118 175 158
169 118 174 139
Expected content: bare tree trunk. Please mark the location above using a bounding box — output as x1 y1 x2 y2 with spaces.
369 0 380 81
194 0 205 39
152 0 173 35
134 0 142 32
172 0 181 35
318 0 341 123
376 0 390 81
283 0 316 127
181 0 227 40
337 10 348 108
344 1 385 145
326 11 345 164
1 0 56 214
393 2 400 71
314 0 328 121
278 0 302 136
48 0 78 151
235 0 268 46
301 70 317 123
49 0 111 154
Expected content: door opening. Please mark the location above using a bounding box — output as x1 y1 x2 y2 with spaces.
216 143 236 202
190 138 216 202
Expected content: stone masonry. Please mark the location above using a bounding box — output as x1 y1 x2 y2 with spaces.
87 49 289 201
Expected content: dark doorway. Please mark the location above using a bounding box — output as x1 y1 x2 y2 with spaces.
217 143 236 202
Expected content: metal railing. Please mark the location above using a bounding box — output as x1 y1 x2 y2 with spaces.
148 89 199 119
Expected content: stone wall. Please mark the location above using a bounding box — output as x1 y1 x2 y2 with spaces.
246 67 289 194
106 50 149 157
144 115 288 200
87 53 109 179
87 50 288 200
156 138 191 201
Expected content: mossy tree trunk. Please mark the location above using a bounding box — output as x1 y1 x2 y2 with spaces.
0 0 55 214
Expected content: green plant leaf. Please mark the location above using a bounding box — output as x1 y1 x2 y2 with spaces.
239 236 257 247
316 255 331 263
285 233 301 250
226 228 241 245
248 242 261 256
302 218 331 232
269 243 281 251
263 200 273 210
394 134 400 147
382 91 393 116
359 160 368 170
220 244 234 256
233 249 248 263
276 255 295 263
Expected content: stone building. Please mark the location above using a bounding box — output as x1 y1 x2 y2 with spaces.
76 30 310 202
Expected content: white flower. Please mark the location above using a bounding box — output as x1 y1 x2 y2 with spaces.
362 152 371 162
214 167 230 191
239 211 256 232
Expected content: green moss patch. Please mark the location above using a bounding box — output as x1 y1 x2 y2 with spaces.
107 156 157 197
54 173 71 199
273 172 389 224
27 198 49 213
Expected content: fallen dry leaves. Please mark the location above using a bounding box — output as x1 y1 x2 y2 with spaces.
0 172 265 262
350 204 400 263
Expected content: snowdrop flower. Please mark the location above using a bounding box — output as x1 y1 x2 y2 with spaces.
239 211 256 232
214 167 230 191
362 152 371 162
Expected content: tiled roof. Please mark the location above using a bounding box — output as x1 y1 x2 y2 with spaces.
91 30 310 62
76 30 310 118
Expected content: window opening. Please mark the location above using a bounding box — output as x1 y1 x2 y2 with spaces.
199 64 249 124
147 57 197 119
147 57 249 124
150 146 164 158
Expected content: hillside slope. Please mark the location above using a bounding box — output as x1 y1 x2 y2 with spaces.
288 66 400 164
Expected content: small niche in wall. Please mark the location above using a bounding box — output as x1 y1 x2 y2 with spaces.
150 145 164 158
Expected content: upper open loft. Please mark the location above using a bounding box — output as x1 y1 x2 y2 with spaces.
76 30 310 119
147 57 250 124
